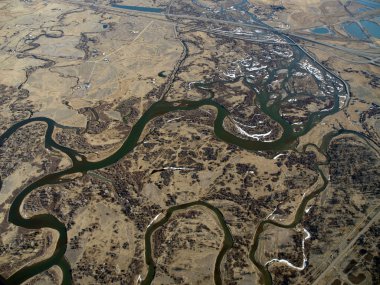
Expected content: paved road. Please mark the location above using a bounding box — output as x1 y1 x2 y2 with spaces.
311 208 380 285
58 0 380 64
290 33 380 59
57 0 355 107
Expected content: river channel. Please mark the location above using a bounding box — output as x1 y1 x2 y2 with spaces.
0 84 346 285
0 1 354 285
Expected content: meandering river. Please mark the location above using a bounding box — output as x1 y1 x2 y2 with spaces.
0 1 354 285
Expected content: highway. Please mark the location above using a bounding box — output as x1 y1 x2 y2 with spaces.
56 0 380 66
311 208 380 285
55 0 359 111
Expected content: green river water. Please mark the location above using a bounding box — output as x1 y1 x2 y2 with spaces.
0 89 345 284
0 2 353 284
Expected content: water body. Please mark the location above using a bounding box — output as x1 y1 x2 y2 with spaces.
141 201 233 285
249 128 379 285
355 0 380 9
354 7 371 14
311 26 330 35
0 99 284 285
342 22 368 40
249 166 328 285
1 76 344 284
158 71 167 78
1 2 350 285
360 20 380 38
111 4 164 13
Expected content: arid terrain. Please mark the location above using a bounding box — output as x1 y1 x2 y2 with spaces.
0 0 379 285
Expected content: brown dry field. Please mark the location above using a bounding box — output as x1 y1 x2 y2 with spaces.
0 0 379 285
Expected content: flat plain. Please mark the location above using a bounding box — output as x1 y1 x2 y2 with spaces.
0 0 379 285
